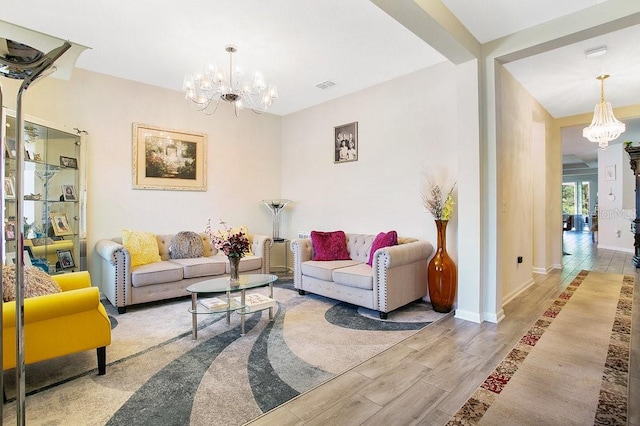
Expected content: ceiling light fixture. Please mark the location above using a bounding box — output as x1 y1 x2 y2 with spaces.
182 45 278 117
582 74 625 150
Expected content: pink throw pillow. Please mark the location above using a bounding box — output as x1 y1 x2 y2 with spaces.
367 231 398 266
311 230 351 261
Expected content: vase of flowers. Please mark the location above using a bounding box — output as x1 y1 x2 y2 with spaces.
206 219 250 282
422 181 457 313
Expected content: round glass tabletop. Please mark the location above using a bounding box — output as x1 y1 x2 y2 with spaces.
186 273 278 294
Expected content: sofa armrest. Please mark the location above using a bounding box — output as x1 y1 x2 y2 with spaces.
3 286 102 327
94 238 131 310
291 238 313 289
372 240 433 269
249 234 272 273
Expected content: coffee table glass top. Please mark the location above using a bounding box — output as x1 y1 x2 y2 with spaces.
186 274 278 294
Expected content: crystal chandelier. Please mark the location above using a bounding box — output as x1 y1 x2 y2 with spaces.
582 74 625 150
183 45 278 116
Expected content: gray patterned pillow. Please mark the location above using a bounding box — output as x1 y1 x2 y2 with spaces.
170 231 204 259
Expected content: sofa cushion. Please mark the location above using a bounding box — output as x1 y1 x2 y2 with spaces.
310 230 351 261
131 261 183 287
301 260 360 281
168 257 227 278
122 229 161 267
332 263 374 290
170 231 204 259
367 230 398 266
221 255 262 274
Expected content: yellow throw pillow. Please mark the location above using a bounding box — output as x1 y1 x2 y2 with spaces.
122 229 161 267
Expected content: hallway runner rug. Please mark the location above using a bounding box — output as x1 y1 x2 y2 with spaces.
2 280 447 425
447 270 634 425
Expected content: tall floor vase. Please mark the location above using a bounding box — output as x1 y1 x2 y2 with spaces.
427 220 457 313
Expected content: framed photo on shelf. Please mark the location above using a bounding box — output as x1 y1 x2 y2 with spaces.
4 177 15 199
4 139 16 159
334 121 358 164
4 218 16 240
62 184 77 201
132 123 207 191
56 249 75 269
60 156 78 169
50 213 73 236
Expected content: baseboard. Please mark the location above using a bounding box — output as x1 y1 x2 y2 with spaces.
553 263 563 269
532 266 553 274
482 308 505 324
502 277 535 306
454 309 482 323
596 244 634 253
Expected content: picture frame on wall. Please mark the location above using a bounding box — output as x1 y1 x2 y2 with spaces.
132 123 207 191
56 249 75 269
50 213 73 236
334 121 358 163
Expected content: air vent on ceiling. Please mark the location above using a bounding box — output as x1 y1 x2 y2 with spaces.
316 80 335 90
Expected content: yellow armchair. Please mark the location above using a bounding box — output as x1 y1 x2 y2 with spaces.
2 271 111 375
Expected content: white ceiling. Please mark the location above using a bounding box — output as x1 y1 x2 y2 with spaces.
1 0 639 167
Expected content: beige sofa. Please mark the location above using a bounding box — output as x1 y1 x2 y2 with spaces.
291 233 433 318
95 232 272 313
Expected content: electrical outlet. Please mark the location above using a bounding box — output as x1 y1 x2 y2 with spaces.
517 256 523 264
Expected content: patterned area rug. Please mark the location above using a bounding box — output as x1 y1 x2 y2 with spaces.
447 270 634 425
2 279 446 425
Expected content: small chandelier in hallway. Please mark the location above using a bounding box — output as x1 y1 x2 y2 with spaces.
182 45 278 117
582 74 625 150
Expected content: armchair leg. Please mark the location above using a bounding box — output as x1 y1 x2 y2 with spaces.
97 347 106 375
298 289 306 296
117 306 127 314
379 312 388 320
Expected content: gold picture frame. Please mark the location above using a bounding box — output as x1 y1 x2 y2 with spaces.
132 123 207 191
50 213 73 236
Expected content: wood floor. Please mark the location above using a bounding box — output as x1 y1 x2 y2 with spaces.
248 231 639 425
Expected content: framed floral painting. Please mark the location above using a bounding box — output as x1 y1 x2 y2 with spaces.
132 123 207 191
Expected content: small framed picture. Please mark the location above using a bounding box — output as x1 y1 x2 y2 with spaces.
62 184 77 201
4 177 15 199
4 219 16 240
50 213 73 236
4 139 16 159
56 249 75 269
334 121 358 163
60 156 78 169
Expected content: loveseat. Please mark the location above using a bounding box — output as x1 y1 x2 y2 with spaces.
291 231 433 318
95 231 272 313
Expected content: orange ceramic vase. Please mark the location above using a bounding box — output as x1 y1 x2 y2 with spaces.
427 220 457 313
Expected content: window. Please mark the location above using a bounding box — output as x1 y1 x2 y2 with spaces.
562 182 576 215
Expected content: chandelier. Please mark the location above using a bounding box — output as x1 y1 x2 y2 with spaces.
183 45 278 116
582 74 625 149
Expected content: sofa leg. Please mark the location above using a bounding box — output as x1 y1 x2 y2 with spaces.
117 306 127 314
298 289 306 296
97 347 106 375
379 312 388 320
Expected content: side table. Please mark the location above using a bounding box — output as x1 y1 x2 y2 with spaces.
270 238 290 273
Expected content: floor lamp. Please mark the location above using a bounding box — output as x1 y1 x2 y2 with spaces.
262 199 291 241
0 21 86 424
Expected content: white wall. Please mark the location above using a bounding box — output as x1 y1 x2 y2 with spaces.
280 62 461 259
2 69 282 285
597 144 635 252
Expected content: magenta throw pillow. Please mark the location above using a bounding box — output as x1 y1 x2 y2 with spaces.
310 230 351 261
367 231 398 266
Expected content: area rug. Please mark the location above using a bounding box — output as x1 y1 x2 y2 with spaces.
2 279 447 425
447 270 634 425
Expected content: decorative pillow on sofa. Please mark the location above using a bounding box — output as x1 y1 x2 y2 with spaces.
2 264 62 302
310 230 351 261
367 230 398 266
170 231 204 259
122 229 161 267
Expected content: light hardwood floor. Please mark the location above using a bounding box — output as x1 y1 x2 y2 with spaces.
249 231 639 425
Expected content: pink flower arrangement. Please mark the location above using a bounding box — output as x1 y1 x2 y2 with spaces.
205 219 250 258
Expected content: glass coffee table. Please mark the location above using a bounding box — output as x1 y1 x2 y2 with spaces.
186 273 278 339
